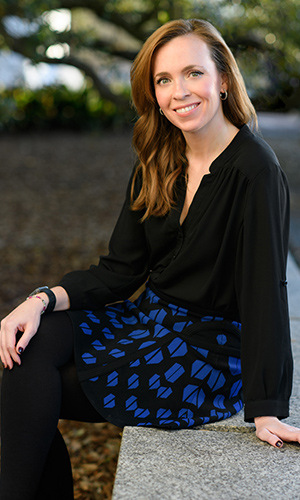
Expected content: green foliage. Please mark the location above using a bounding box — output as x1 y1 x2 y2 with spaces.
0 86 134 131
0 0 299 132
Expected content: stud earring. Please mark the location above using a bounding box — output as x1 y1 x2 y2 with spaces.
159 108 164 115
220 89 228 101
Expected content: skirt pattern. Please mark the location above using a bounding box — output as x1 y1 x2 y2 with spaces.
71 286 243 429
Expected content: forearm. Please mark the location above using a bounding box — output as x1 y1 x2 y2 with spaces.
39 286 70 312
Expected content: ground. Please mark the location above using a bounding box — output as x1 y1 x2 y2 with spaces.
0 126 299 499
0 129 134 500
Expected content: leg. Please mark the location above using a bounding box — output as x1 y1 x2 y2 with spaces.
34 356 108 500
0 312 73 499
59 357 107 423
35 428 74 500
0 311 104 500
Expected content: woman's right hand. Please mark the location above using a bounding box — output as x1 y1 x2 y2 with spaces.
0 296 45 369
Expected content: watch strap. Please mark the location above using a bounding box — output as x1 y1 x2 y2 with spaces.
28 286 56 313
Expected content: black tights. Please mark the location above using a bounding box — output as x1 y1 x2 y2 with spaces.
0 312 107 500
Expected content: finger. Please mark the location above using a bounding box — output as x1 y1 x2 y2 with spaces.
1 347 16 370
256 428 284 448
0 332 17 369
0 344 8 369
15 324 38 356
0 319 19 365
272 426 300 444
0 336 6 366
7 344 21 366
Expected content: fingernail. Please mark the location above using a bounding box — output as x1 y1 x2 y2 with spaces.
18 347 23 354
276 440 283 448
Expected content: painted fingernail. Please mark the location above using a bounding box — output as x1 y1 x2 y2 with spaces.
276 440 283 448
18 347 23 354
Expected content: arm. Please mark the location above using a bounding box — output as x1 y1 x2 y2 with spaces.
1 168 149 367
235 163 298 446
58 169 149 310
0 286 69 370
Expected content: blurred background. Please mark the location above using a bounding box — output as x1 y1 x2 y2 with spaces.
0 1 299 499
0 0 299 131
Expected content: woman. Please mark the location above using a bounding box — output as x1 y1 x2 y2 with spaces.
1 18 299 500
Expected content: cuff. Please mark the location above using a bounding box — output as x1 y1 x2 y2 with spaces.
244 399 290 423
59 270 119 310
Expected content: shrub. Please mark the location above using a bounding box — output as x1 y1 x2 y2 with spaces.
0 86 134 132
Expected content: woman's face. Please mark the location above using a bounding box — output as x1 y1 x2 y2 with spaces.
152 34 227 138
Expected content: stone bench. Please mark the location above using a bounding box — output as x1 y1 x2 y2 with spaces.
112 254 300 499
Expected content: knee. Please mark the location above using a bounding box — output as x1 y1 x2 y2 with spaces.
21 312 73 366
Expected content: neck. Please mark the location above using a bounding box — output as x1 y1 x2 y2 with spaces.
184 118 239 166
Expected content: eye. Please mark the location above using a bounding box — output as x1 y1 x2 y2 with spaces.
156 77 170 85
189 70 203 78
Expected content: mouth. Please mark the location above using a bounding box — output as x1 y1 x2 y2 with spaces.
174 103 200 114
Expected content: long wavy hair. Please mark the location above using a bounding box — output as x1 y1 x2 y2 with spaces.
130 19 257 220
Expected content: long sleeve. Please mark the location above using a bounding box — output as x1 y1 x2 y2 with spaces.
59 170 150 310
235 163 293 422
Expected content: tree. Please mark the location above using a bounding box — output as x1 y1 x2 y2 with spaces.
0 0 299 111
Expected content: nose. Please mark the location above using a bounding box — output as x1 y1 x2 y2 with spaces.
173 77 191 100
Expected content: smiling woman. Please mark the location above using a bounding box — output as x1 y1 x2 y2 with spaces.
130 19 256 220
153 38 225 125
151 34 239 225
0 18 299 500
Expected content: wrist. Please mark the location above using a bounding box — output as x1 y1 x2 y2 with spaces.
26 294 48 314
254 416 278 425
27 286 56 313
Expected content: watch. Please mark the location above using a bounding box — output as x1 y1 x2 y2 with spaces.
28 286 56 313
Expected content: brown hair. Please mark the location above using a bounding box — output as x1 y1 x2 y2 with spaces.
130 19 257 220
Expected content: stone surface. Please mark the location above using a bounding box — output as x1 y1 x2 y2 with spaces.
258 111 300 139
288 254 300 320
113 427 300 500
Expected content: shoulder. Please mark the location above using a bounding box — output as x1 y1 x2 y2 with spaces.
231 125 282 182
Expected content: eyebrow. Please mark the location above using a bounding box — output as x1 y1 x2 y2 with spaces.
154 64 206 79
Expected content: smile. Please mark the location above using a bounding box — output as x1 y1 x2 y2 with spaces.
174 103 199 114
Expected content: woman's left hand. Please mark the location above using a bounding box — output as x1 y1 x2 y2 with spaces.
254 416 300 448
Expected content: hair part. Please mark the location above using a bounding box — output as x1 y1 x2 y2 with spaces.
130 19 257 220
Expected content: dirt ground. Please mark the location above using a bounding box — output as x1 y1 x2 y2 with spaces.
0 128 299 499
0 129 135 500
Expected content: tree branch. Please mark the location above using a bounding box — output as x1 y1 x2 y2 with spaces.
0 20 129 108
80 40 139 61
59 0 156 40
226 34 265 52
40 54 129 106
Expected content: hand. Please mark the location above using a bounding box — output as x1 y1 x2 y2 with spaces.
0 296 45 369
254 416 300 448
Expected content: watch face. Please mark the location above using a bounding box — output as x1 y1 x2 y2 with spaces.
30 286 49 296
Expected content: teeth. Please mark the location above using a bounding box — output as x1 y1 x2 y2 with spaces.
175 104 198 114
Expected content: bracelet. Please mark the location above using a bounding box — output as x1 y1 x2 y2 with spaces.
27 286 56 313
26 295 47 314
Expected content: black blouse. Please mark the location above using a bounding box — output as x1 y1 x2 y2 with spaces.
59 125 293 422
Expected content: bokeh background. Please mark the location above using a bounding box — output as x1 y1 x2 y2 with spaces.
0 1 299 499
0 0 299 131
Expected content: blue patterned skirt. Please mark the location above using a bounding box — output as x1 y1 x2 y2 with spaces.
70 286 243 429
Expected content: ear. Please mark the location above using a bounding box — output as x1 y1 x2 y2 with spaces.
220 74 228 91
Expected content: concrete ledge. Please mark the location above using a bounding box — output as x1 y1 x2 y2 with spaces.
112 254 300 499
113 427 300 500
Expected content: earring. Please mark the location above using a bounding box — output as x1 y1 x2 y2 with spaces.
159 108 164 115
220 89 228 101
